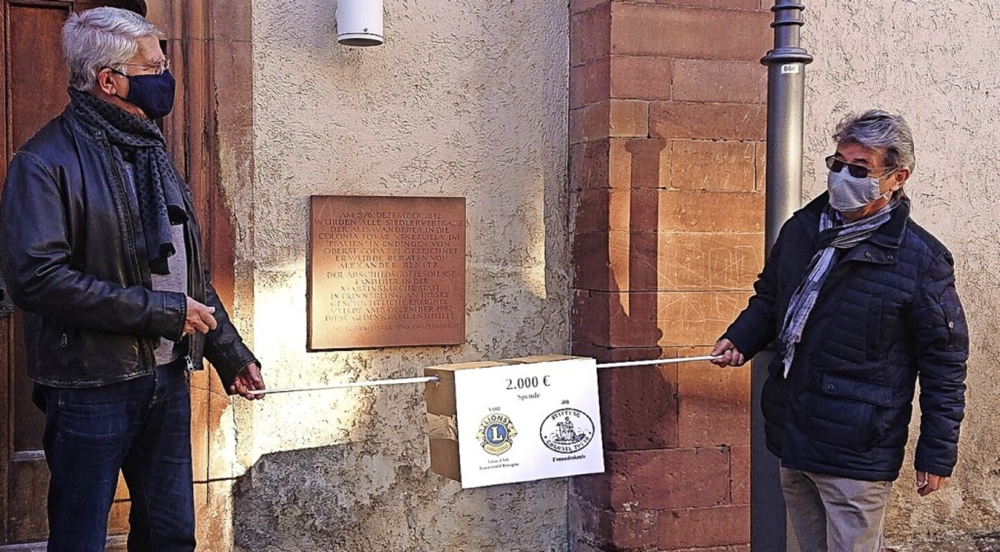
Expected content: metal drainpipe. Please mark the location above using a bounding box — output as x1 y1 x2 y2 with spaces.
752 2 812 551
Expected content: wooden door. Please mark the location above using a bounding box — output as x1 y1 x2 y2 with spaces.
0 1 144 547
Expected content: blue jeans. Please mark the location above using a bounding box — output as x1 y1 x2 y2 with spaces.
33 361 196 552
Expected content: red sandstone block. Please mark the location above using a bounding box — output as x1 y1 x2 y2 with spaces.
672 59 767 104
571 4 611 66
611 56 672 101
657 232 764 291
657 505 751 550
653 0 761 9
730 445 751 505
658 232 764 291
650 101 766 141
677 361 751 447
573 232 611 290
570 499 659 549
611 293 664 347
574 290 752 347
574 290 664 348
572 469 613 507
619 231 660 290
571 102 611 144
572 190 659 234
575 230 662 293
623 138 670 189
571 101 650 144
657 190 765 233
670 140 756 193
598 363 680 450
573 138 671 191
616 292 662 346
571 139 611 190
755 141 766 192
610 100 650 138
655 291 752 347
604 448 731 511
572 0 609 15
572 341 675 364
628 191 662 231
571 190 614 234
571 57 611 109
572 289 611 345
611 4 772 61
609 139 633 188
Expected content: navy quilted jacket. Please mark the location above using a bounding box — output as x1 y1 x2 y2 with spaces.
725 193 968 482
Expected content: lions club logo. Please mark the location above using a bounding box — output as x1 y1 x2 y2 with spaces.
540 408 595 454
477 413 517 456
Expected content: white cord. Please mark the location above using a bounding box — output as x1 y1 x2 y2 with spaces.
596 355 721 369
247 355 722 395
247 375 439 395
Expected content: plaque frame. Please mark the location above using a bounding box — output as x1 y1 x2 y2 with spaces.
307 195 466 350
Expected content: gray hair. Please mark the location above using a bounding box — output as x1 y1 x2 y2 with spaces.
833 110 916 173
62 7 159 91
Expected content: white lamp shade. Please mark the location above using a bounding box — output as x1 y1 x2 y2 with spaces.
336 0 384 47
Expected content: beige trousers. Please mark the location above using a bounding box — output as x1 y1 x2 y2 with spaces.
780 467 893 552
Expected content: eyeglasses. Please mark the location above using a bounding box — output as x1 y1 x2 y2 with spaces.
825 155 894 179
114 58 170 76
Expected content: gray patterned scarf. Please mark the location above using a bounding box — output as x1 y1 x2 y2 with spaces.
779 198 904 377
69 88 187 275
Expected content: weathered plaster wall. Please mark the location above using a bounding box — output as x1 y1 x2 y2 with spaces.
802 1 1000 545
238 0 570 550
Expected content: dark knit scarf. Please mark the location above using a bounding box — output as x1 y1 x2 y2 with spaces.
69 87 186 275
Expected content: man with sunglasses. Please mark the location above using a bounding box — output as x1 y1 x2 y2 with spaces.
711 110 967 551
0 7 265 550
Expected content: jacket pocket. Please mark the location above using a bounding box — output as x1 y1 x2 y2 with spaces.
865 296 884 360
808 372 894 452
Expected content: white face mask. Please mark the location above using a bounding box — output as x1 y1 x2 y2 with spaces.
827 167 896 212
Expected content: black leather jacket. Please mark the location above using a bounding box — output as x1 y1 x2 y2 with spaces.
0 108 258 390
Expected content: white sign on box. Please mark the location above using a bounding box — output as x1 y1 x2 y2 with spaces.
453 357 604 488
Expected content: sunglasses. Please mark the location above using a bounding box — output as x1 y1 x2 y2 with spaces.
824 155 896 179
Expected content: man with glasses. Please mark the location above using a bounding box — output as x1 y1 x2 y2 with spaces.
0 7 264 550
711 110 968 551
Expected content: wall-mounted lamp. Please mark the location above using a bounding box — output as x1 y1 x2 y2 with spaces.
337 0 384 47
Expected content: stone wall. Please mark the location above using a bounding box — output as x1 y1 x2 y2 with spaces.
235 0 571 550
567 1 771 550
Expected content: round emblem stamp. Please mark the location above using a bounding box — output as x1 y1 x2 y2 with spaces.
477 413 518 456
540 408 595 454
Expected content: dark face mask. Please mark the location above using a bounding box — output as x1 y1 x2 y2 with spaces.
113 69 176 119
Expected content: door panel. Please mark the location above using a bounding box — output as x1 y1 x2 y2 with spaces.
5 3 70 541
1 0 140 546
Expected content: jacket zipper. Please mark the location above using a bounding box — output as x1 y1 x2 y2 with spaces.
98 137 155 368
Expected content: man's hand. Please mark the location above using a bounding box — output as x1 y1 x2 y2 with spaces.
711 338 747 367
184 297 218 336
916 471 946 497
230 363 265 400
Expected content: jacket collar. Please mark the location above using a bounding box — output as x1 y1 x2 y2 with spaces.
804 191 909 251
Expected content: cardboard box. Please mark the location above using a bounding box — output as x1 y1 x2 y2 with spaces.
424 355 599 486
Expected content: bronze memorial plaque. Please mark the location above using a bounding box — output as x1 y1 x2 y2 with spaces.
308 196 466 349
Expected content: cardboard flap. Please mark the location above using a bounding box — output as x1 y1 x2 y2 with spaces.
427 412 458 440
